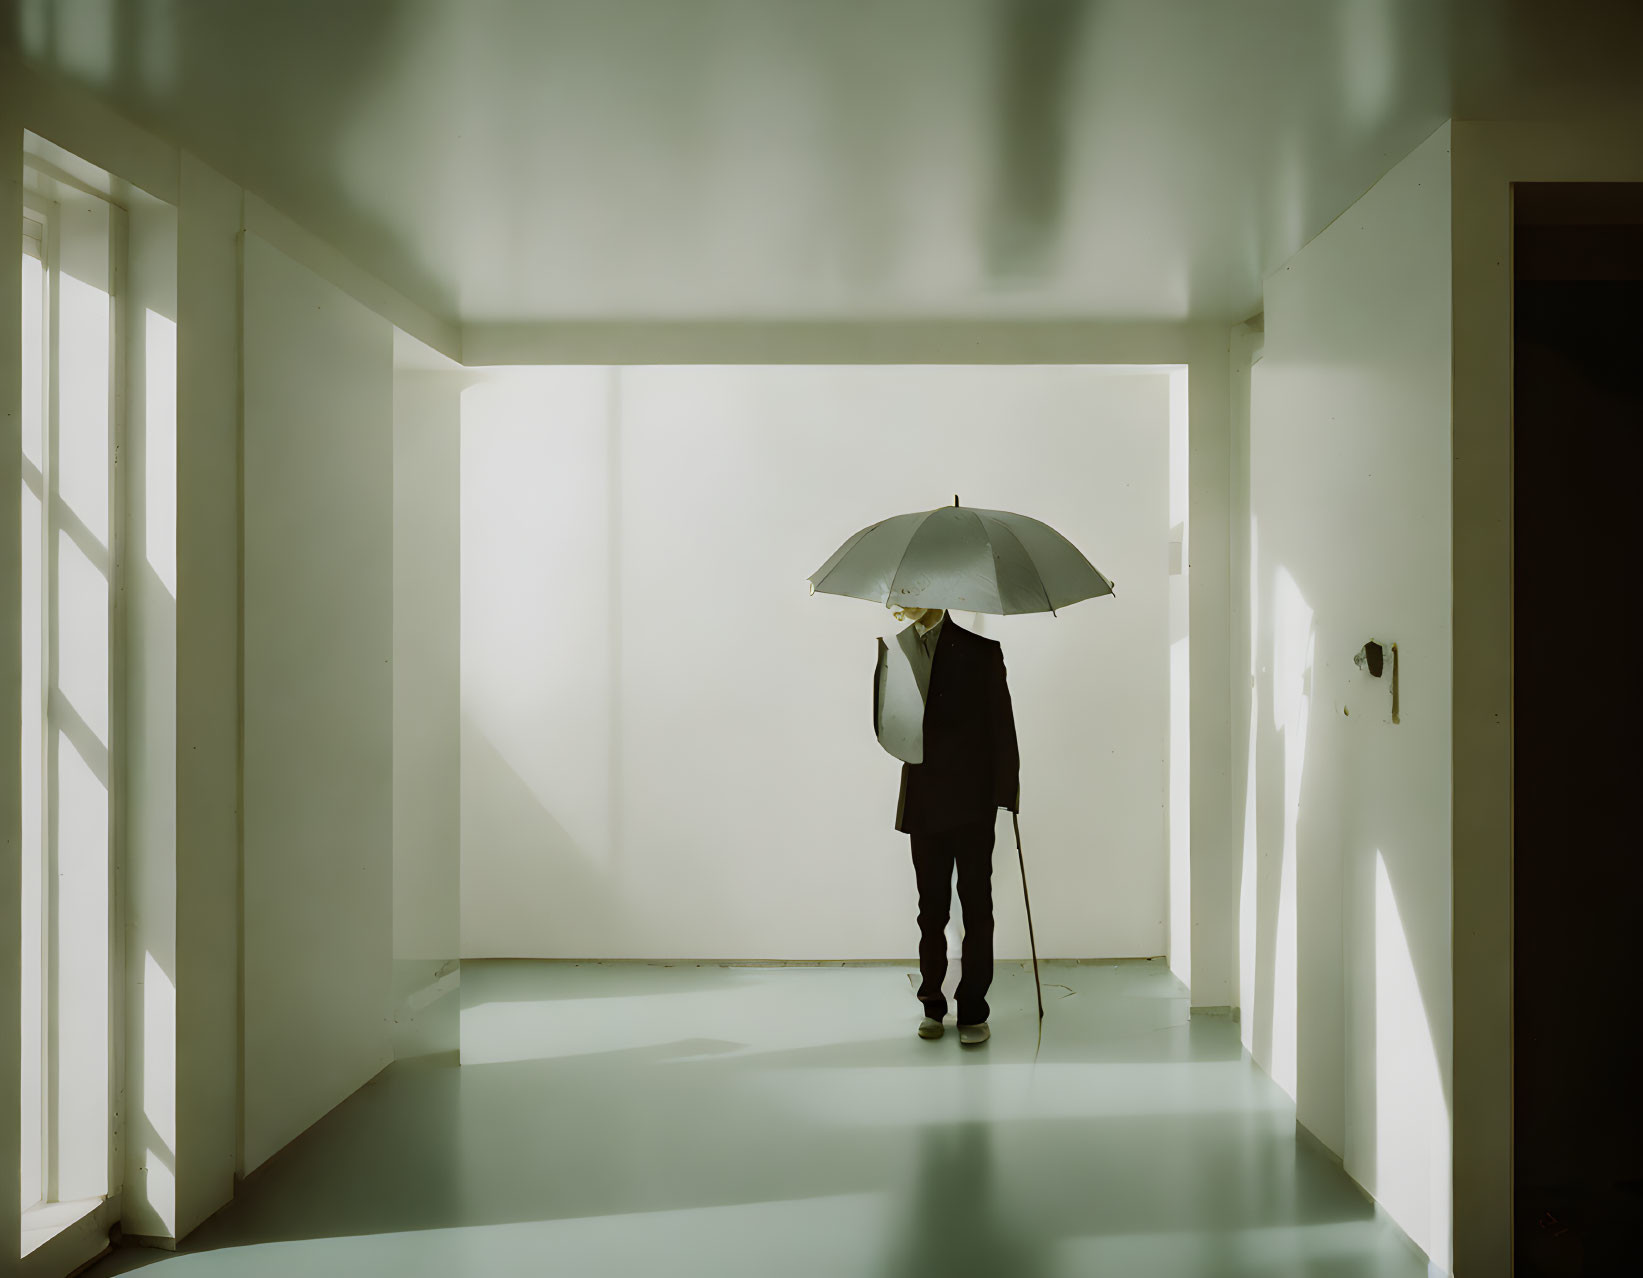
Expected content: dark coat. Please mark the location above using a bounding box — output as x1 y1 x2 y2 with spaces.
887 617 1020 834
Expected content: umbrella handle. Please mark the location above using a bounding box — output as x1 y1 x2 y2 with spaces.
1013 812 1044 1020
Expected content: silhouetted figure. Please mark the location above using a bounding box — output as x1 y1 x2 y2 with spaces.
876 607 1019 1040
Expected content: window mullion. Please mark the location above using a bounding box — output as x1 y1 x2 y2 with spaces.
43 209 63 1207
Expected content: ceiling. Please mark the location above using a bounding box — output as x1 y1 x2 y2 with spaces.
15 0 1643 326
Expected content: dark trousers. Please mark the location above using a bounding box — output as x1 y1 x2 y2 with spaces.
910 818 996 1025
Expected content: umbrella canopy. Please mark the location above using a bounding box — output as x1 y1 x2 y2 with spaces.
808 501 1114 616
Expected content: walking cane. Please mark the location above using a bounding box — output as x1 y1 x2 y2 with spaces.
1013 812 1044 1020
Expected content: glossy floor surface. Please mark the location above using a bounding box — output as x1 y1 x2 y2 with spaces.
85 960 1432 1277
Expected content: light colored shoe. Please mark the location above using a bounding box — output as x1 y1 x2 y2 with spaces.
958 1022 990 1045
917 1017 944 1040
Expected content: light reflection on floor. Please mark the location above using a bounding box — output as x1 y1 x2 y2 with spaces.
84 960 1431 1277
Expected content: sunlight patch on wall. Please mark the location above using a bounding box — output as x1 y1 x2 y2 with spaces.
1373 849 1451 1266
1267 565 1313 1101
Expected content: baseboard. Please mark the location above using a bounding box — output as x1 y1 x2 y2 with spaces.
391 958 460 1060
20 1195 119 1278
1292 1117 1444 1275
118 1231 179 1251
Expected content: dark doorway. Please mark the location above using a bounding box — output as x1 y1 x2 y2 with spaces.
1513 182 1643 1276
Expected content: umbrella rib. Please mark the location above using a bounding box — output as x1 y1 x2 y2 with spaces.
808 520 880 591
981 515 1055 615
884 512 934 605
962 507 1009 615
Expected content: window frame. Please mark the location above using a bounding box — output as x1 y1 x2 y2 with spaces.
19 193 54 1223
18 160 127 1258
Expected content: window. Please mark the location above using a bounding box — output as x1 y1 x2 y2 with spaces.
19 173 119 1257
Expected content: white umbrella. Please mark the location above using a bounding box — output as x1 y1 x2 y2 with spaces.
807 496 1115 615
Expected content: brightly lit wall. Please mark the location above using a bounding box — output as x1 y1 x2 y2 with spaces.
1237 123 1453 1268
459 365 1173 960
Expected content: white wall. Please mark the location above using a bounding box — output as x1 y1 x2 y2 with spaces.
460 365 1171 960
1184 332 1235 1011
241 232 395 1174
1237 122 1452 1269
119 173 179 1242
1228 316 1263 1036
170 148 242 1241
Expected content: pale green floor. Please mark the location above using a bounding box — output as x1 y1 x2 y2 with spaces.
84 960 1433 1277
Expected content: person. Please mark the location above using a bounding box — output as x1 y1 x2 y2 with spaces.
877 603 1019 1045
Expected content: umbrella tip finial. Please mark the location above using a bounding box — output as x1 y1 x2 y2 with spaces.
954 494 959 507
